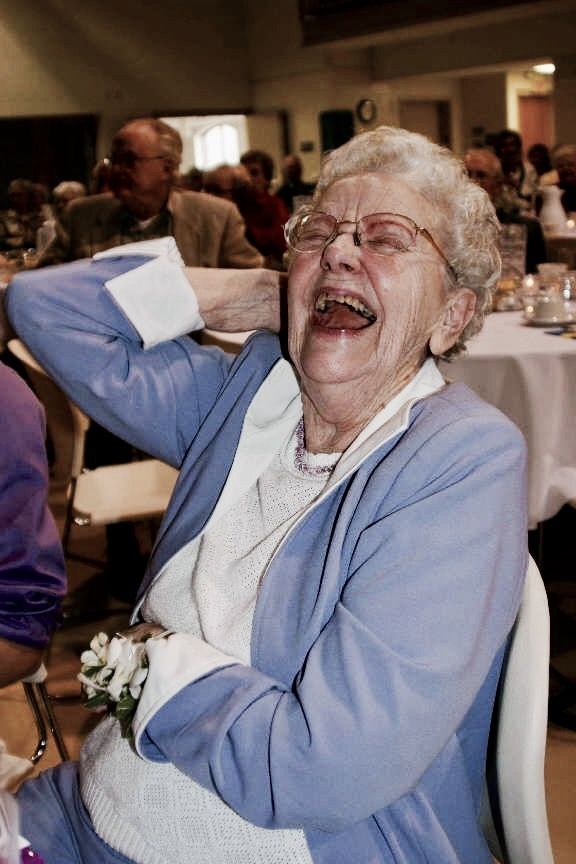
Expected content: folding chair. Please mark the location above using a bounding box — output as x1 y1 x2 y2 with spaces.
22 665 69 764
480 556 554 864
7 338 177 567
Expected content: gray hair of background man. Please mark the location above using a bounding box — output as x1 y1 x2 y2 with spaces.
114 118 183 174
311 126 501 357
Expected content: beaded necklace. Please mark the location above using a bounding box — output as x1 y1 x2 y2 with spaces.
293 418 341 477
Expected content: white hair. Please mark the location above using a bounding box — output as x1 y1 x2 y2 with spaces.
52 181 87 200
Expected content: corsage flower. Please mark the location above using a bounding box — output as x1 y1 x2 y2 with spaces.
78 626 169 741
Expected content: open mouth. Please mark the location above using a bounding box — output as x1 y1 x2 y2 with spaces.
312 291 377 330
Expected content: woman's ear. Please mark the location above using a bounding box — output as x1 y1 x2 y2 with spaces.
429 289 476 356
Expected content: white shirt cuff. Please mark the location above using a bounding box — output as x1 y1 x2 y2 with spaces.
133 633 241 758
104 255 205 349
94 236 185 265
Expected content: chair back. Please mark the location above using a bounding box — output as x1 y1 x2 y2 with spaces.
481 555 554 863
7 338 89 485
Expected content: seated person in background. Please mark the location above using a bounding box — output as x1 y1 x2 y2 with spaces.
465 147 547 273
0 361 66 688
52 181 87 226
546 144 576 215
90 158 112 194
36 181 88 253
0 179 50 255
528 142 553 179
39 117 262 270
35 118 262 607
7 125 527 863
275 154 315 213
179 166 204 192
492 128 539 215
239 148 290 269
202 163 251 203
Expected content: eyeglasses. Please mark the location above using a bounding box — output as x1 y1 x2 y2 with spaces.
108 150 166 169
284 210 456 280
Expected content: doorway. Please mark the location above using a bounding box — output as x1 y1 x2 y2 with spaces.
518 94 554 151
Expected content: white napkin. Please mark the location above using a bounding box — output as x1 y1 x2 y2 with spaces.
94 236 185 266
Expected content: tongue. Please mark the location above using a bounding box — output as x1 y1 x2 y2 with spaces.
313 301 372 330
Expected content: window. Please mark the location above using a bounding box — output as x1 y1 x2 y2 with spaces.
161 115 248 172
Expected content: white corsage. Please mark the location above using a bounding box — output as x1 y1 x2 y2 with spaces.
78 626 170 741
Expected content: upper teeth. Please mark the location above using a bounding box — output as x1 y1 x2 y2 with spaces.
315 292 376 321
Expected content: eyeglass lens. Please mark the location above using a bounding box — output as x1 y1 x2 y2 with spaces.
288 212 418 256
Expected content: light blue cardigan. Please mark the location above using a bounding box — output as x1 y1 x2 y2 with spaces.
8 256 528 863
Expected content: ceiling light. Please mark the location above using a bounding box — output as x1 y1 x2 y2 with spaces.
532 63 555 75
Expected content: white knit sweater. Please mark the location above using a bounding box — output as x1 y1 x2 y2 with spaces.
80 423 340 864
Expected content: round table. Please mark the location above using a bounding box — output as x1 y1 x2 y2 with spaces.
202 315 576 529
440 310 576 528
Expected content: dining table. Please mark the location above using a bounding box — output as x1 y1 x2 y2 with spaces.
439 310 576 530
204 312 576 532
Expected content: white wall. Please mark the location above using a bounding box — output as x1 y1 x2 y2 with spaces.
243 0 576 174
459 73 507 152
0 0 252 154
0 0 575 178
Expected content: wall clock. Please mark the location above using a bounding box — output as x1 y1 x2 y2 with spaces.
355 98 377 124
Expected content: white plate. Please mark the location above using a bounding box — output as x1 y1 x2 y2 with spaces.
524 317 576 327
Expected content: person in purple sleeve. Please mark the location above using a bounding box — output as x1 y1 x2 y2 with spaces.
0 361 66 688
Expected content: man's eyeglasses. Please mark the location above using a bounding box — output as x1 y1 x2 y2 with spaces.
108 151 166 169
284 210 456 280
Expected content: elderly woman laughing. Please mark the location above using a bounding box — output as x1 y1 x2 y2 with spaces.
7 126 527 864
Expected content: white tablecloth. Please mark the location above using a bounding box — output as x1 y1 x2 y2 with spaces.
440 311 576 528
203 316 576 528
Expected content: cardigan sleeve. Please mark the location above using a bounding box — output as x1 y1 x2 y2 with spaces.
134 403 528 832
6 254 234 468
0 364 66 648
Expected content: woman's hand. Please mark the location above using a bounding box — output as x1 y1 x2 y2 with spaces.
118 622 168 643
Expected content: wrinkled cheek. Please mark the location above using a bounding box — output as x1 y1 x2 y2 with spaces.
384 285 442 374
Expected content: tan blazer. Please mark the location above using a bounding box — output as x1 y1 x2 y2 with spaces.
38 190 263 269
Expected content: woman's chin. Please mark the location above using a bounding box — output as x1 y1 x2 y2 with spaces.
298 342 376 388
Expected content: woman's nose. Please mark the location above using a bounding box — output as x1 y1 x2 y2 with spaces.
320 227 362 271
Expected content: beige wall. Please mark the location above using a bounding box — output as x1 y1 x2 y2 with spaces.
459 74 507 152
0 0 575 177
0 0 252 154
244 0 576 175
554 54 576 145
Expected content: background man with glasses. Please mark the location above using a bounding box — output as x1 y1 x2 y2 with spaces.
35 118 262 614
38 117 262 269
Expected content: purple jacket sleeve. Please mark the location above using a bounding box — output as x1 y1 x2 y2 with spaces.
0 362 66 648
